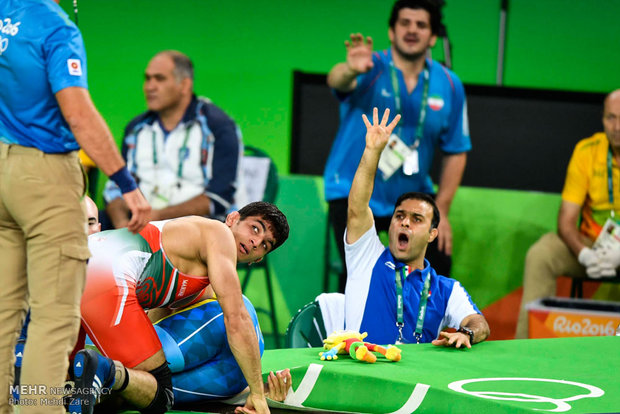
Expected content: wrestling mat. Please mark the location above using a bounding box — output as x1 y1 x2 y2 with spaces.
99 336 620 413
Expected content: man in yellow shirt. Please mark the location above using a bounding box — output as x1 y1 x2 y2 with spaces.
516 89 620 339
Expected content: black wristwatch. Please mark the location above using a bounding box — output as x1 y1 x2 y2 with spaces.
458 326 475 344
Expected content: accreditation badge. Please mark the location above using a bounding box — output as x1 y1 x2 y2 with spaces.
403 149 419 176
378 134 413 180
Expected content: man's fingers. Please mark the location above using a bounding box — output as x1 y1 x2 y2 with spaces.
372 107 378 124
387 114 401 133
350 33 362 45
380 108 390 126
366 36 373 47
362 113 371 128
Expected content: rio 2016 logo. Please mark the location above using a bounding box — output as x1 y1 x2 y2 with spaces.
0 18 21 36
448 377 604 412
552 316 617 336
0 18 21 55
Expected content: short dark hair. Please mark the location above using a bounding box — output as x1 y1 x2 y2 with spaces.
157 50 194 82
388 0 443 35
238 201 290 251
394 192 440 229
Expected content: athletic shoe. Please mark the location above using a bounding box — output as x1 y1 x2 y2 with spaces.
68 349 116 414
12 339 25 400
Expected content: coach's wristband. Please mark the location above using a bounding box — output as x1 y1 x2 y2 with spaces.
109 166 138 194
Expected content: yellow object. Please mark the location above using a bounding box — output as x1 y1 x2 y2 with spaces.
322 330 367 352
78 149 96 170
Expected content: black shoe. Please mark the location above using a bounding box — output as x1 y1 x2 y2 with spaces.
68 349 115 414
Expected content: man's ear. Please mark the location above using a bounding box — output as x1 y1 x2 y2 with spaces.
181 77 193 96
388 27 395 44
428 227 438 243
429 34 438 48
225 211 240 227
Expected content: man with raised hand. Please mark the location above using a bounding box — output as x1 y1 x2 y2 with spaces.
324 0 471 292
344 108 488 348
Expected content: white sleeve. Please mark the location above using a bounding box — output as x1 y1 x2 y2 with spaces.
439 281 479 332
344 224 385 332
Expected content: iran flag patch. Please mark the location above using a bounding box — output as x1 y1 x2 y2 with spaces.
67 58 82 76
428 95 444 111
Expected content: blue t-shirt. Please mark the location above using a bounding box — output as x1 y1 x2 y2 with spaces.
345 225 480 344
324 50 471 217
0 0 88 153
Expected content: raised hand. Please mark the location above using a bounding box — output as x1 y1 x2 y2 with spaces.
345 33 374 74
361 107 401 151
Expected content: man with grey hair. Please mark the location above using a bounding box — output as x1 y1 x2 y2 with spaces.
104 50 243 227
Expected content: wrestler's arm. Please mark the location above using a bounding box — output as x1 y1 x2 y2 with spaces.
199 220 268 413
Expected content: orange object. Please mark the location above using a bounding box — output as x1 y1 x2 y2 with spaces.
527 297 620 339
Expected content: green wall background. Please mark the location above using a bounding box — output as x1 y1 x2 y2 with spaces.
70 0 620 179
63 1 620 342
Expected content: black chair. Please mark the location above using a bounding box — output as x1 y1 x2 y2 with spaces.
285 293 344 348
236 146 281 347
285 301 327 348
570 275 620 298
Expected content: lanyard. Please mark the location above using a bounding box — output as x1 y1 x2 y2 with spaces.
607 146 616 218
389 61 430 147
395 266 431 344
152 125 192 186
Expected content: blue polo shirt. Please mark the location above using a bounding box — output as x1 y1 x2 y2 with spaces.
344 225 480 344
324 50 471 217
0 0 88 153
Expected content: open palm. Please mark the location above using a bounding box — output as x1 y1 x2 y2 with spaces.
362 108 401 150
345 33 374 74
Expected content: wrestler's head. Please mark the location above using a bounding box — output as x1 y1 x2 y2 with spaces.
225 201 289 264
84 195 101 235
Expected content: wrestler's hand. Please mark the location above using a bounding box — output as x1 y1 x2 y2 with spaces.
432 331 471 349
266 369 291 402
235 392 270 414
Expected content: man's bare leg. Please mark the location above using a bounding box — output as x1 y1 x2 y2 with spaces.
112 350 165 408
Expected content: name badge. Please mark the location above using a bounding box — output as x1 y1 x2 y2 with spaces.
403 149 419 175
378 134 413 180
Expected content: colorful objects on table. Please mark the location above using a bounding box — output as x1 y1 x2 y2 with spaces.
319 330 401 363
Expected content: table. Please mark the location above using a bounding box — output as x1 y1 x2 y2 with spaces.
261 336 620 413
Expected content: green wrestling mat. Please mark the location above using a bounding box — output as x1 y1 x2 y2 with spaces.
260 336 620 413
16 337 614 413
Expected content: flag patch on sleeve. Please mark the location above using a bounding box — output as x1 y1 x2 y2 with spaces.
67 59 82 76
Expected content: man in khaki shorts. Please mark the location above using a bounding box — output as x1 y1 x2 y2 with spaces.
0 1 150 412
